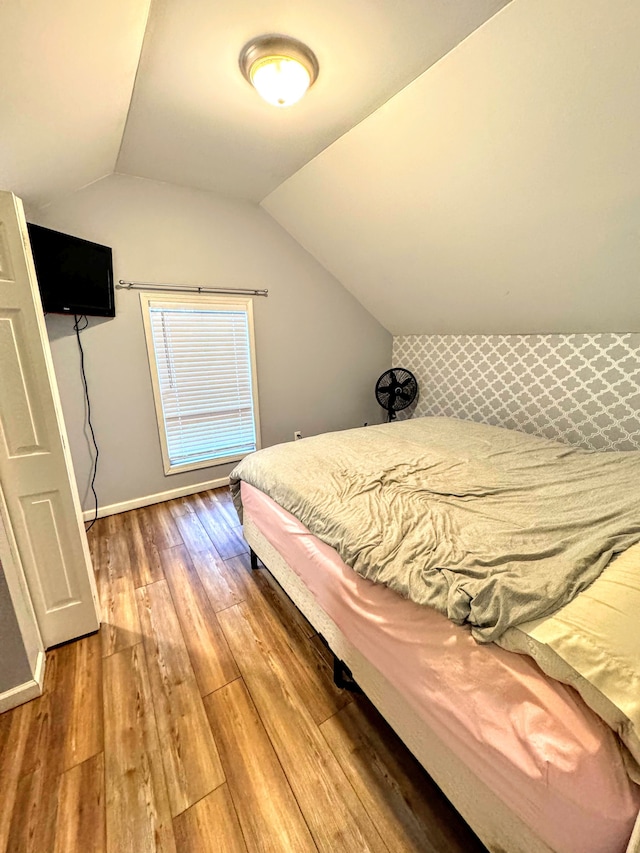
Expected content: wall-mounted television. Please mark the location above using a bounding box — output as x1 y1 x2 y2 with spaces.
27 223 115 318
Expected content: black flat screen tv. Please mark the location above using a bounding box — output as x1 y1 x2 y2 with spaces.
27 223 115 318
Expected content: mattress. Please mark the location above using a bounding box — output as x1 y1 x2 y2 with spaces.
241 481 640 853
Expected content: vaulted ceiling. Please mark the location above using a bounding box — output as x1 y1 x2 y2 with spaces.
2 0 638 336
0 0 150 209
264 0 640 334
0 0 509 208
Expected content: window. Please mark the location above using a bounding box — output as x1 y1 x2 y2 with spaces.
141 292 261 474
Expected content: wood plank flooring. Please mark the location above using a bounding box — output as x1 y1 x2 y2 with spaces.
0 487 488 853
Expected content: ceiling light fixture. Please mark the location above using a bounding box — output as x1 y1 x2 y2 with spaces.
239 34 319 108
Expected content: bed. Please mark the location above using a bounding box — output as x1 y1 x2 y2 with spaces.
230 417 640 853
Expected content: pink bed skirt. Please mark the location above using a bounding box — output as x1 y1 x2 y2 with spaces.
241 481 640 853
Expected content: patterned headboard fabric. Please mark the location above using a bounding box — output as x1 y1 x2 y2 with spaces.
392 334 640 451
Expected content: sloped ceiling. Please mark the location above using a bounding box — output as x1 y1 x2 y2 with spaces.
263 0 640 335
0 0 509 208
0 0 151 209
115 0 509 201
3 0 638 337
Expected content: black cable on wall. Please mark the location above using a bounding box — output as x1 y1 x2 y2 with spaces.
73 315 99 531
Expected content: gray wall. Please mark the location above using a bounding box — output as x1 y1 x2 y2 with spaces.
31 174 391 511
0 560 30 694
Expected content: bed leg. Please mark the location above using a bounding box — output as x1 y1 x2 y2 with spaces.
249 548 259 571
333 656 363 694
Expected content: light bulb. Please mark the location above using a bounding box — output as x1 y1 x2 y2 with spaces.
250 56 311 108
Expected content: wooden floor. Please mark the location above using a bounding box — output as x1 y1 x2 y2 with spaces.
0 487 488 853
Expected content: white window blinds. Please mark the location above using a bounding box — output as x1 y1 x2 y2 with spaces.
145 298 259 471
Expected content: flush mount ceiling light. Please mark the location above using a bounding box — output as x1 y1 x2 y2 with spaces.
239 34 319 108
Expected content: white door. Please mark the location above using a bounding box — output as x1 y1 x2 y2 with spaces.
0 190 99 647
0 482 46 710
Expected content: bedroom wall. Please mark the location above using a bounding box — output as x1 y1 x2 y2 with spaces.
393 333 640 451
0 560 31 695
262 0 640 336
29 174 391 513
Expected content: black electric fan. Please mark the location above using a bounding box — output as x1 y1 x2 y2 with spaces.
375 368 418 422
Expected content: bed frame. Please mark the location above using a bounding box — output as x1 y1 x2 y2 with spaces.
243 514 640 853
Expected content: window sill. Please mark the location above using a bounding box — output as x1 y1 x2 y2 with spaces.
163 450 252 476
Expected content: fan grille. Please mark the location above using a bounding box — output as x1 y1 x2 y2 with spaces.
375 368 418 420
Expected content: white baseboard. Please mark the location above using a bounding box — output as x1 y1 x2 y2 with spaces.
0 650 46 713
81 475 230 521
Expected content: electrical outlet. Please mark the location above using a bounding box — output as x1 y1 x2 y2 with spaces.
294 430 302 441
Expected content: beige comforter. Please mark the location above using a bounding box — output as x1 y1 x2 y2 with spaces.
230 417 640 642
